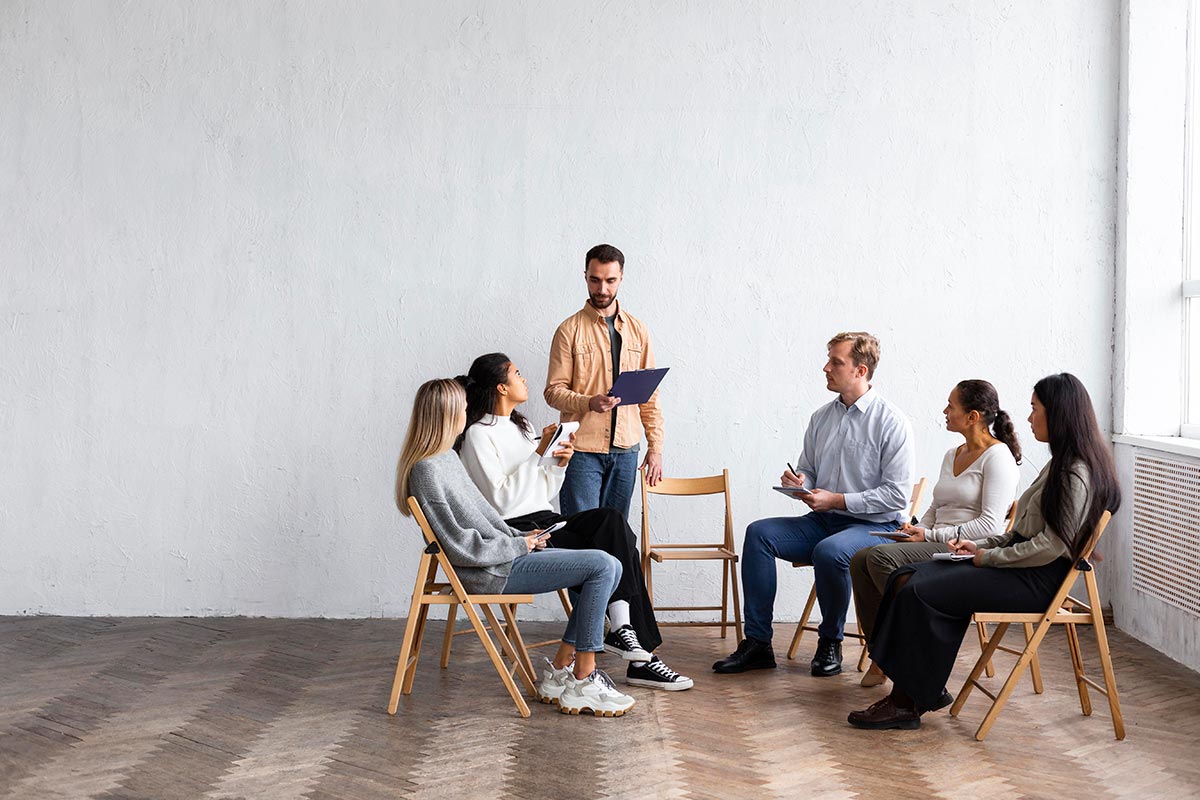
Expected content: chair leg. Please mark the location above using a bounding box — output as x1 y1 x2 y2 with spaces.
645 556 655 605
1085 572 1126 740
387 599 425 715
974 619 1055 741
977 620 996 678
441 603 458 668
730 560 744 643
501 603 538 694
1024 622 1044 695
720 560 730 639
1065 623 1091 715
786 585 818 660
401 602 431 695
951 621 1010 718
482 604 537 698
557 588 573 616
462 601 531 718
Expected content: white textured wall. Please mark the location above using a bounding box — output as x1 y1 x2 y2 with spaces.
2 2 1119 619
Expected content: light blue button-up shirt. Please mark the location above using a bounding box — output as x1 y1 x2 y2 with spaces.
794 388 915 524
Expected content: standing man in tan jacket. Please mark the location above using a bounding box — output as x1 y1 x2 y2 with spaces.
545 244 664 519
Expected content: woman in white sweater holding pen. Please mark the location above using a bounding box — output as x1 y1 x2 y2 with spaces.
456 353 692 692
850 379 1021 686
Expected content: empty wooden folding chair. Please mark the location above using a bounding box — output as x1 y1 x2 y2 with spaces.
786 478 928 669
641 469 743 641
387 496 538 718
950 510 1124 741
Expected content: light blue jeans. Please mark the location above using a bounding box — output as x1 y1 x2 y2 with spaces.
501 548 621 652
559 448 640 518
742 512 902 643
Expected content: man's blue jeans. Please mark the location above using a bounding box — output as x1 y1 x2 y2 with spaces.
559 449 640 518
741 512 902 644
501 548 621 652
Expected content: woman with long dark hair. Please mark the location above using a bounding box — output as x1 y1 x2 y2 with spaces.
456 353 693 692
850 379 1021 688
847 373 1120 730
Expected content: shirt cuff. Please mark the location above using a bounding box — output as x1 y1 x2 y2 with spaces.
842 491 865 515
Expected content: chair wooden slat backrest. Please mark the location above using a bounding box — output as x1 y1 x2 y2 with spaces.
785 478 928 668
950 510 1123 741
386 497 538 719
640 469 743 641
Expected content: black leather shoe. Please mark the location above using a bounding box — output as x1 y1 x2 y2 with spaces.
922 688 954 713
847 696 921 730
712 638 777 673
810 637 843 677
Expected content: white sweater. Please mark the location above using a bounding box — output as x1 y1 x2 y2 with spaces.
917 443 1020 543
458 414 567 519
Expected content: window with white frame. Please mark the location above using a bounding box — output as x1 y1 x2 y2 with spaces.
1185 0 1200 439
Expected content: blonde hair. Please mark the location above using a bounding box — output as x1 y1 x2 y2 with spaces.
395 378 467 515
827 331 881 380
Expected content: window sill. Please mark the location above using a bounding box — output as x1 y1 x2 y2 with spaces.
1113 433 1200 459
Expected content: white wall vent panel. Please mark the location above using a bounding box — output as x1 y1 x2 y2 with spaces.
1132 455 1200 616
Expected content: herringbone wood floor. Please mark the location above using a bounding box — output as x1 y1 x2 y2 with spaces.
1 616 1197 799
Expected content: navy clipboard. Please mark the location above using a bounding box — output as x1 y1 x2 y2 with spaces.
607 368 669 406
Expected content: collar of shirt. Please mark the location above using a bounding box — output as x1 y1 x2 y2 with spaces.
583 299 625 326
837 386 877 414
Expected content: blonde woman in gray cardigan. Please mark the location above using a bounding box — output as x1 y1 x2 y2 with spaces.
847 374 1121 731
850 379 1020 687
396 378 635 718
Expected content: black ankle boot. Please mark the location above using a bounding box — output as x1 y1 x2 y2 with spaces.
712 638 777 673
811 637 843 677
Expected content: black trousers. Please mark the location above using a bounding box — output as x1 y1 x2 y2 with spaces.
506 507 663 653
869 556 1072 710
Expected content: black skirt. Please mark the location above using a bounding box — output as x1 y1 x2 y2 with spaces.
868 556 1072 710
506 507 662 653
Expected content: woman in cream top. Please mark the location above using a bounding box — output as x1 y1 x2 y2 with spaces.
851 379 1021 688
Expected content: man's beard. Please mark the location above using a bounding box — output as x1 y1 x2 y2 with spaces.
589 293 616 309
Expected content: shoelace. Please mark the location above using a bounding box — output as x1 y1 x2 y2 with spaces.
587 668 618 690
615 627 642 650
643 659 681 681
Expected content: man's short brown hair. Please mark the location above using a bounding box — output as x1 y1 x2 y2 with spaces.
827 331 881 380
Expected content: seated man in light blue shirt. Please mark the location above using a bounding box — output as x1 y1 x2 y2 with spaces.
714 331 915 677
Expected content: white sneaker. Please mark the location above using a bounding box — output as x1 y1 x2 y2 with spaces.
537 658 572 705
558 669 636 717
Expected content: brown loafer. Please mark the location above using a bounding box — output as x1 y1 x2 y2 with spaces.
848 696 921 730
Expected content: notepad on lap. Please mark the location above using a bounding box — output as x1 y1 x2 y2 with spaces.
932 552 974 562
538 422 580 466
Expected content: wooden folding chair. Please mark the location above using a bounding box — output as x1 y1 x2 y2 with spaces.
641 469 743 641
785 478 928 669
974 500 1043 685
950 510 1124 741
387 497 538 719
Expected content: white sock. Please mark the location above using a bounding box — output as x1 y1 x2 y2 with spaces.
607 600 631 631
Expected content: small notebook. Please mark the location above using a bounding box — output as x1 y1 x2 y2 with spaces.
538 421 580 466
932 552 974 562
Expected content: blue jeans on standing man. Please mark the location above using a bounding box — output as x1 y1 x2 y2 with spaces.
741 512 902 644
559 448 640 518
501 548 621 652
